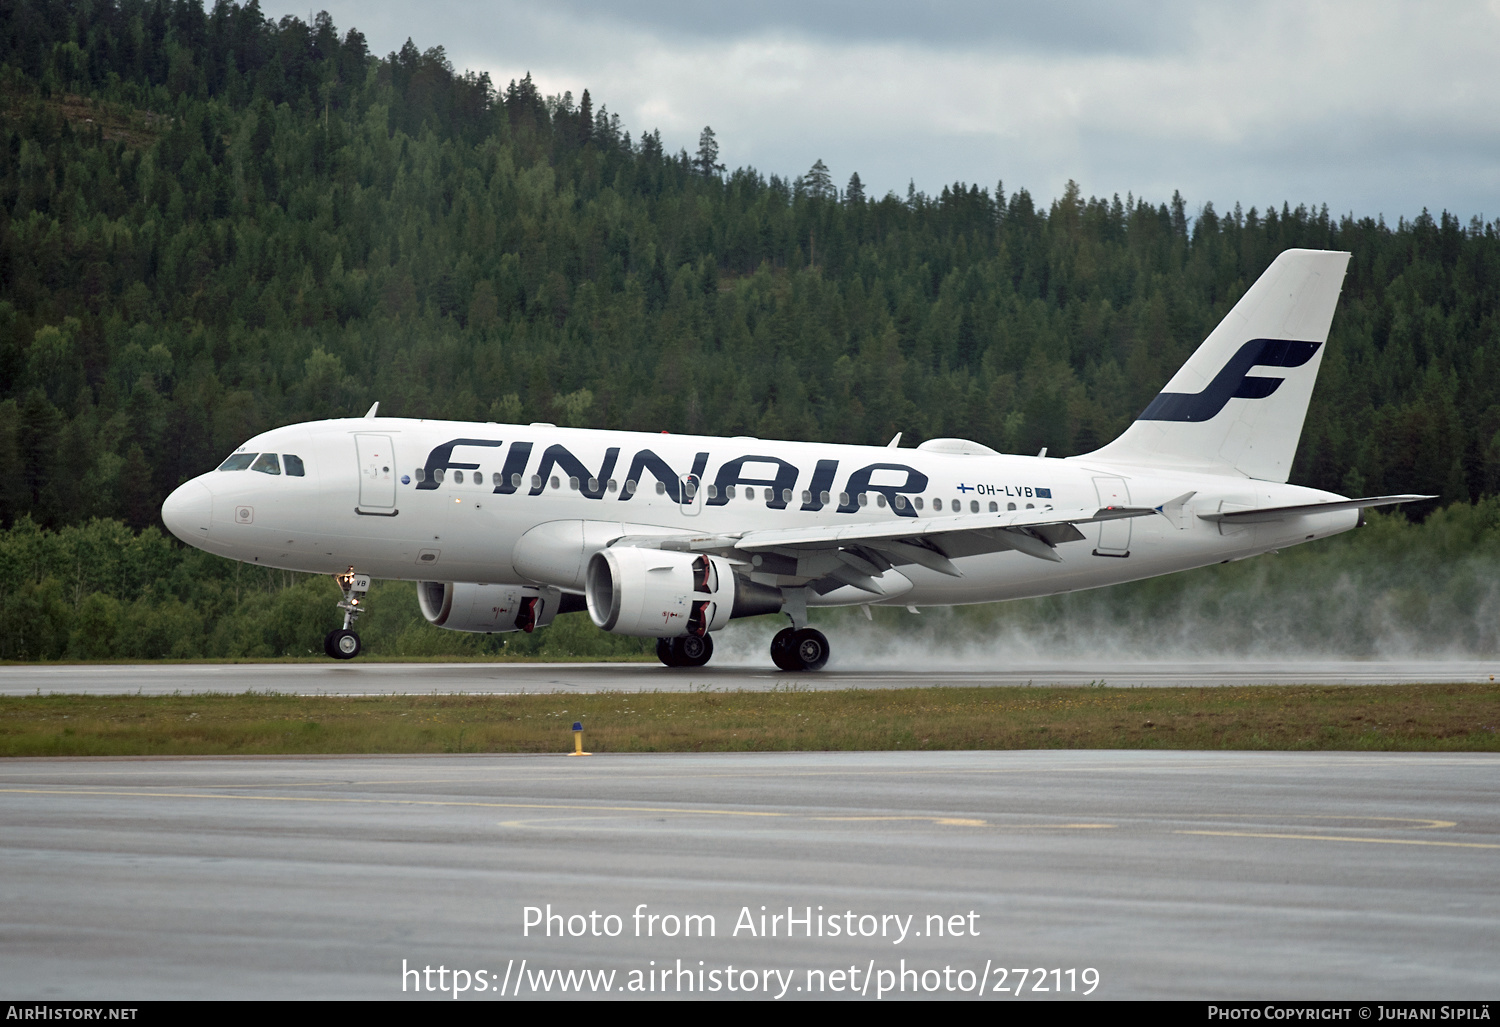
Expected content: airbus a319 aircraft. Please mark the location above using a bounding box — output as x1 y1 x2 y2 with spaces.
161 249 1428 670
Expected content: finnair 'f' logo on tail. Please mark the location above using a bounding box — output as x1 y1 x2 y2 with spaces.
1138 338 1321 423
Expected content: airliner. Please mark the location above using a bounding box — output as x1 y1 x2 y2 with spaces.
161 249 1428 670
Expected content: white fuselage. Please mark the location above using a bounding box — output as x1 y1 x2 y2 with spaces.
162 417 1357 607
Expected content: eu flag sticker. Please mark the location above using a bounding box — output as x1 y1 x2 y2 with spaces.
1036 488 1052 499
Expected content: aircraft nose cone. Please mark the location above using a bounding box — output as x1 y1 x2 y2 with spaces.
161 481 212 542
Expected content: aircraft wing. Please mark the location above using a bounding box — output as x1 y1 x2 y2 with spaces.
1197 494 1435 524
612 505 1158 594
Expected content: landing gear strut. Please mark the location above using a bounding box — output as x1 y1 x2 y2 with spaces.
656 633 714 668
770 626 829 672
324 568 370 660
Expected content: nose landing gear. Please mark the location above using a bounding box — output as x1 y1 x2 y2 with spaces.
324 569 370 660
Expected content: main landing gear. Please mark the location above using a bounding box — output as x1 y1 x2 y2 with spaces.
770 626 829 672
656 633 714 668
324 568 370 660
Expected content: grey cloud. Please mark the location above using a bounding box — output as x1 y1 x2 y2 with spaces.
289 1 1198 63
263 2 1499 222
524 0 1198 55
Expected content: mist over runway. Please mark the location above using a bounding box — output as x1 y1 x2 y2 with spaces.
3 659 1498 696
1 751 1496 999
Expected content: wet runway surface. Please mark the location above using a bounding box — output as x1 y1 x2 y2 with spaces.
2 751 1497 999
3 659 1499 695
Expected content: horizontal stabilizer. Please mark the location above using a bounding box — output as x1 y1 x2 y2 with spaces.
1198 494 1435 524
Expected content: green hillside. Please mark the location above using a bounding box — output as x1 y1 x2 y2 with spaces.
2 1 1498 660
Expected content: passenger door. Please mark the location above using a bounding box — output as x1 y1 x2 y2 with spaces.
355 434 397 513
1092 476 1131 556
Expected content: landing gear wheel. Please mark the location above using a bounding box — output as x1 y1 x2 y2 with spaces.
770 627 799 671
790 628 829 671
672 633 714 668
656 637 679 667
327 628 361 660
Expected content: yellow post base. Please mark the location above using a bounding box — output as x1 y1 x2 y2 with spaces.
570 729 591 756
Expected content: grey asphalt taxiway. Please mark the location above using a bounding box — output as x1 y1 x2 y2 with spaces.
2 751 1497 999
3 659 1499 695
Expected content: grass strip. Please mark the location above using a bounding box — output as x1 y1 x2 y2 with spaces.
2 683 1498 757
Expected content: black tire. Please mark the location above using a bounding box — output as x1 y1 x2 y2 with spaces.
323 631 339 658
791 628 829 671
769 627 799 671
328 628 361 660
673 633 714 668
656 637 678 667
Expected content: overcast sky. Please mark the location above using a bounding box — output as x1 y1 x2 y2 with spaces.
262 1 1500 223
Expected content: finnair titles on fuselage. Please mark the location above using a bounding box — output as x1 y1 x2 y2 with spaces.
161 250 1429 670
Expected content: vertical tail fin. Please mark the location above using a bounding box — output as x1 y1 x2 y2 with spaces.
1087 248 1351 482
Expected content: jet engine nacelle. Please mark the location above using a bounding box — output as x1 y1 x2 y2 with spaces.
418 581 561 634
585 548 738 637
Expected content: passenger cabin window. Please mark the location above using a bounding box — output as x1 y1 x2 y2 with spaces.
250 453 281 475
932 498 943 511
415 468 426 482
988 501 998 512
284 454 305 476
454 470 465 484
969 500 979 513
219 453 256 471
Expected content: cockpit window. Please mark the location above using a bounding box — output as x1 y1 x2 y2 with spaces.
219 453 257 471
284 454 305 477
250 452 281 475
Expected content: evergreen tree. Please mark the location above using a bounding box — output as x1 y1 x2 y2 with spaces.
846 171 865 205
694 125 724 177
802 158 834 200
